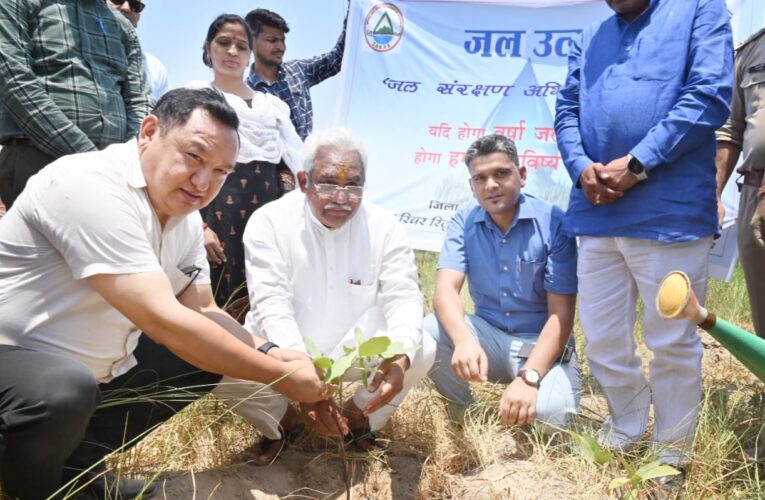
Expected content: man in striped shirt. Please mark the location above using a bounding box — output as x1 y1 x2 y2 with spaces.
0 0 153 209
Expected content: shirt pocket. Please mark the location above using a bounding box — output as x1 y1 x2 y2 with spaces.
517 258 545 303
348 281 378 305
742 68 765 115
633 36 686 81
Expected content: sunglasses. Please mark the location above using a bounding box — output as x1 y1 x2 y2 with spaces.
108 0 145 14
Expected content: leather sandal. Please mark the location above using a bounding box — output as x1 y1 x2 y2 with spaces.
247 424 304 466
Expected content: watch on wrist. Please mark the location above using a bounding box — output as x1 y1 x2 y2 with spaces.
627 154 648 181
257 341 279 355
518 368 541 388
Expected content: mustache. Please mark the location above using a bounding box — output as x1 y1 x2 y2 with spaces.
325 203 353 212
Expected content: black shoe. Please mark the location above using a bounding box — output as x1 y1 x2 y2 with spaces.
80 471 156 500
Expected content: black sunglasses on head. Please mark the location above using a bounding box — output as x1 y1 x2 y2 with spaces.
108 0 145 14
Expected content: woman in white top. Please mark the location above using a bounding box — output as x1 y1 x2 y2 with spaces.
199 14 302 313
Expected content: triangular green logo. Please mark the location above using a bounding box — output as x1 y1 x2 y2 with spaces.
373 12 395 35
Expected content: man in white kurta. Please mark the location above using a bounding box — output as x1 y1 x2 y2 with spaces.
214 128 435 462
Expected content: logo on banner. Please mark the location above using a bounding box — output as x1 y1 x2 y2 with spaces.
365 3 404 52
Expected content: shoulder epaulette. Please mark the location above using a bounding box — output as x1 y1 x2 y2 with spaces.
737 27 765 52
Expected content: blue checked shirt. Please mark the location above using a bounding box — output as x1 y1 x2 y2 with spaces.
555 0 733 241
438 194 578 335
247 17 346 140
0 0 153 159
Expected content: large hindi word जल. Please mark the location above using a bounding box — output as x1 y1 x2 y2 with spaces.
463 29 581 59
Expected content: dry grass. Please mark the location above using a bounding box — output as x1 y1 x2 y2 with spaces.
89 253 765 499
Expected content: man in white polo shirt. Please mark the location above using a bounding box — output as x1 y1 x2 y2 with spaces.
0 87 327 500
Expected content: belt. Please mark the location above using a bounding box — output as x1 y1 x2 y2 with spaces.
0 137 31 146
737 169 764 189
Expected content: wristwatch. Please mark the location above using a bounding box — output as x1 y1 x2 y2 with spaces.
257 341 279 355
518 368 542 388
627 154 648 181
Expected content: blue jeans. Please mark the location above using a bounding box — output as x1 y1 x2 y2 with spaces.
424 313 580 430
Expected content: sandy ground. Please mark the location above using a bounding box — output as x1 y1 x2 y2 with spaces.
155 452 581 500
156 450 424 499
145 329 755 499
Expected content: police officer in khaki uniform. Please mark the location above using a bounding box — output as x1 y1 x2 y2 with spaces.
716 27 765 338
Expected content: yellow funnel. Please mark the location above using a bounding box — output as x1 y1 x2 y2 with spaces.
656 271 708 325
657 270 765 383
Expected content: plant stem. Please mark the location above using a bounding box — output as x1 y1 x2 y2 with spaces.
335 381 351 500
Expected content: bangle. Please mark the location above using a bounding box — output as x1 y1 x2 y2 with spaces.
758 186 765 199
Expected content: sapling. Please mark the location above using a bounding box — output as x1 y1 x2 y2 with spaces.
304 327 417 387
569 430 680 499
303 328 418 499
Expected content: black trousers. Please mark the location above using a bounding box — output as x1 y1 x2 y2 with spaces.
0 336 221 499
0 143 56 209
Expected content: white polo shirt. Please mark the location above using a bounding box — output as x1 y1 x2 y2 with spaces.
0 140 210 382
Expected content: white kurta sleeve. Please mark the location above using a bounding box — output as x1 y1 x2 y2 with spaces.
243 208 307 354
376 217 423 350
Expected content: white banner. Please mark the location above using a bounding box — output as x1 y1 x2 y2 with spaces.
336 0 762 281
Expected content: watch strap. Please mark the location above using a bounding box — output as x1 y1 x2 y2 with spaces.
518 368 541 387
257 341 279 355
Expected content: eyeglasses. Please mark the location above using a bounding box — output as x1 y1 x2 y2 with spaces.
108 0 145 14
312 183 365 201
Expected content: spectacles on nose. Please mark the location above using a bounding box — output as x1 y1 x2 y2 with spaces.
108 0 145 14
312 183 365 201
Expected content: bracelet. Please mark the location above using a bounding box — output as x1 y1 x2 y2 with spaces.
758 186 765 199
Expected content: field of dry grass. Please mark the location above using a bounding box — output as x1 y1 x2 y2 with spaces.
82 254 765 498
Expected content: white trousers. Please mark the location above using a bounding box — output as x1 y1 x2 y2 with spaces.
578 236 712 465
213 311 436 439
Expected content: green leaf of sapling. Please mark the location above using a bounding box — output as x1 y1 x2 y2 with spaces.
312 357 333 370
354 327 365 347
634 461 680 482
570 431 612 466
327 353 356 383
303 337 323 359
608 477 631 490
343 344 355 355
358 336 391 357
380 341 420 360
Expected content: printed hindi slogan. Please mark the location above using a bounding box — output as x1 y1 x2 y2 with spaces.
339 0 612 250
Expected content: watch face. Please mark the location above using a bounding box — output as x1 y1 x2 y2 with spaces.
523 369 540 384
628 157 644 174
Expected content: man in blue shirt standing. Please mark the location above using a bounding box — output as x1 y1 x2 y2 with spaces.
245 6 348 141
426 134 580 431
555 0 733 485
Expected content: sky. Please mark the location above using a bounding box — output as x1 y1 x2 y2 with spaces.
137 0 349 132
